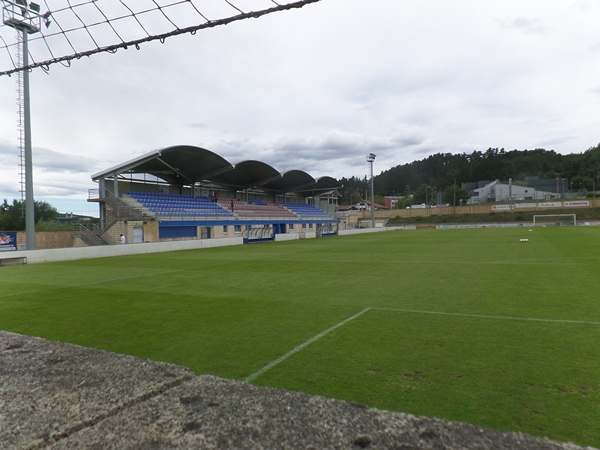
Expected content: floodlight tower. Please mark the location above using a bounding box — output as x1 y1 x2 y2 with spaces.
2 0 45 250
367 153 376 228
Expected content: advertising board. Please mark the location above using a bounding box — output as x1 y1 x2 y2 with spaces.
563 201 589 207
0 232 17 252
491 204 514 211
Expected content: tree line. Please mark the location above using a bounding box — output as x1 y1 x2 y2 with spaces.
338 144 600 207
0 199 60 231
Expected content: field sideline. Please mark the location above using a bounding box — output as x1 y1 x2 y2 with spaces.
1 227 599 446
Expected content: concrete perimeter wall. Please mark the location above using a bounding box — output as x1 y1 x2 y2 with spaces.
274 232 317 241
7 237 244 265
16 230 74 250
338 226 415 236
362 198 600 221
7 232 326 264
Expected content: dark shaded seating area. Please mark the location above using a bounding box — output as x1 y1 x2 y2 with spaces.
126 191 234 218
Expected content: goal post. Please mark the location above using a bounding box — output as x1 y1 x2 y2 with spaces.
532 214 576 227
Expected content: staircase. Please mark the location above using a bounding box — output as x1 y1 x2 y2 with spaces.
103 196 148 229
82 190 153 246
77 223 109 246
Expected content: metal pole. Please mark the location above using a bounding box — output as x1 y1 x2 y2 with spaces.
453 179 456 215
23 29 35 250
370 161 375 228
366 153 376 228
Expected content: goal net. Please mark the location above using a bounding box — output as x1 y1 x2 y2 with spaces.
532 214 576 227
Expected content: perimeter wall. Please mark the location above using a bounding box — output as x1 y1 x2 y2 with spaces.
364 199 600 220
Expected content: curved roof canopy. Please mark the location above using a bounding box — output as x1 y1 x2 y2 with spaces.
263 170 316 192
308 176 342 192
210 160 281 188
92 145 233 186
91 145 341 194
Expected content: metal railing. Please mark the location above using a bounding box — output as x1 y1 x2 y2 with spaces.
243 226 274 241
89 189 150 230
317 223 338 237
76 223 108 246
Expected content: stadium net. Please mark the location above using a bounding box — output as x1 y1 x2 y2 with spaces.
0 0 322 76
532 214 576 227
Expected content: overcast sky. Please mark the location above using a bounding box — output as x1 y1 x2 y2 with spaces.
1 0 599 215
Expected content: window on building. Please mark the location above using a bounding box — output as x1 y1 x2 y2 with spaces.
234 225 241 233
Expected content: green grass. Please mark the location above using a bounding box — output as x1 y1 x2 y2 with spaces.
1 227 600 446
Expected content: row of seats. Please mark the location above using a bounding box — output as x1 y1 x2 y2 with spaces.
218 198 298 218
155 211 233 217
124 192 333 220
282 203 332 218
126 191 234 217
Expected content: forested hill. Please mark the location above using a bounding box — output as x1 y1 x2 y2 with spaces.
340 144 600 198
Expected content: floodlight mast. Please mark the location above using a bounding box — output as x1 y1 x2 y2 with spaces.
2 0 45 250
367 153 376 228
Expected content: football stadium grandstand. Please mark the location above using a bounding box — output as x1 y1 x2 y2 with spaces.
86 145 341 245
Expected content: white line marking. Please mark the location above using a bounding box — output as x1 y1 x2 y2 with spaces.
245 307 372 382
372 307 600 325
64 269 186 288
0 269 186 299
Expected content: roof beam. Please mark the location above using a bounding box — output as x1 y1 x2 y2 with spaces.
156 156 193 183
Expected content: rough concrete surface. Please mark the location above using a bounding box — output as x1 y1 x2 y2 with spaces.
0 331 596 450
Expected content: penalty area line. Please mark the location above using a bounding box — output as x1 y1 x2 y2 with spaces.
372 307 600 325
245 307 371 383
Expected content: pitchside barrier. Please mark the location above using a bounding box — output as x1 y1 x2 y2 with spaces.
3 232 324 265
4 237 243 265
5 229 387 265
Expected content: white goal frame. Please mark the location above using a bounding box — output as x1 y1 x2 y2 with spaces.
532 214 577 227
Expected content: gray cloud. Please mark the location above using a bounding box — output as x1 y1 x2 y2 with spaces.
34 147 101 174
1 0 600 209
503 17 548 35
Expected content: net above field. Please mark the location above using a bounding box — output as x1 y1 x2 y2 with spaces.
0 0 321 76
532 214 577 227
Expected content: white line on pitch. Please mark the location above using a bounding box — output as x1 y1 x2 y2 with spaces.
372 307 600 325
245 307 372 382
65 269 186 288
0 270 186 299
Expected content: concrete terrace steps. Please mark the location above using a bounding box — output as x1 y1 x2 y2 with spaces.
0 331 594 450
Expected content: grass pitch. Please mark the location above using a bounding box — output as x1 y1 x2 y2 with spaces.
1 227 600 446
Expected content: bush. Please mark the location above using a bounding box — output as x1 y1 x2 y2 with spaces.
35 220 74 231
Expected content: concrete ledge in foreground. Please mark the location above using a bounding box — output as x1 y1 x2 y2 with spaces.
0 331 595 449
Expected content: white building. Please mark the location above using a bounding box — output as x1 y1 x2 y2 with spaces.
469 180 554 204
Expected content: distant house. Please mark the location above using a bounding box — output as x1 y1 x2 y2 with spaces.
337 204 360 212
383 195 404 209
56 212 95 223
337 200 387 212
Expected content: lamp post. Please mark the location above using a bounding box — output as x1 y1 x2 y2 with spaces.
453 179 456 214
2 1 49 250
367 153 376 228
